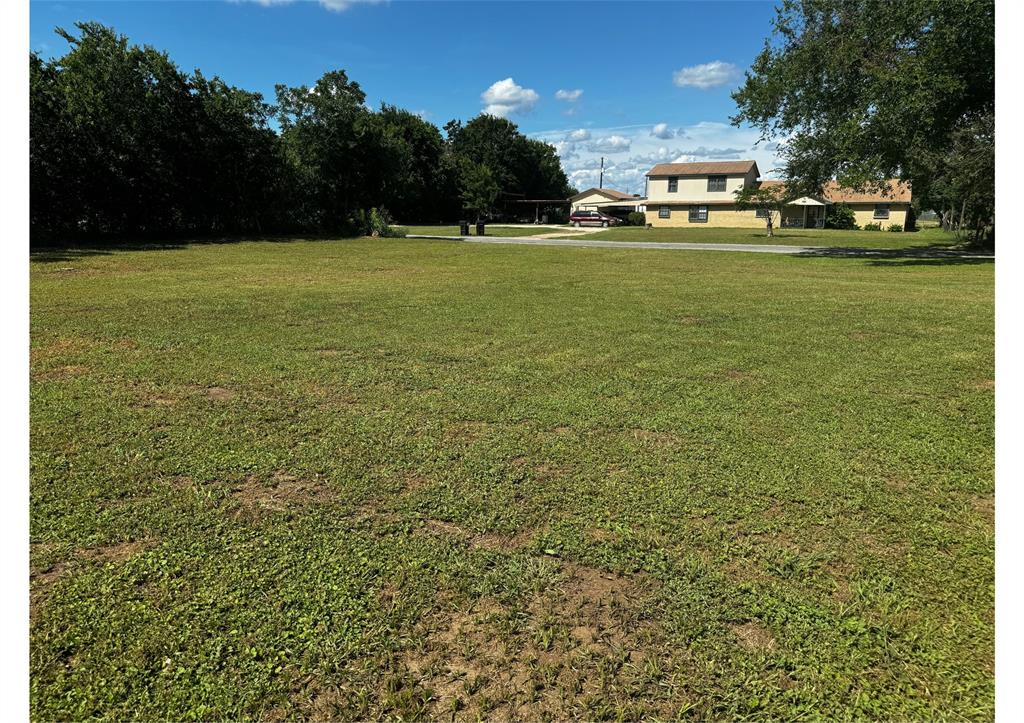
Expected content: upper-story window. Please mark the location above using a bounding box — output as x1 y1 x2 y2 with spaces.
873 204 891 219
667 177 678 193
707 175 727 192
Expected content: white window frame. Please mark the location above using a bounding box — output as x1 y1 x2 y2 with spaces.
667 177 678 193
707 175 727 192
874 204 891 219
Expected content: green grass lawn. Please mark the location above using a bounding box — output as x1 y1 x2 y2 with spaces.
555 225 963 249
31 238 993 720
404 225 560 237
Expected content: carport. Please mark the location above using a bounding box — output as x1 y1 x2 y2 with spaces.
506 198 572 223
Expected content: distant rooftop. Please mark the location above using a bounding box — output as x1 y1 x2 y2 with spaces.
646 160 758 177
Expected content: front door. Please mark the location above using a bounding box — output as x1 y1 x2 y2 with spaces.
805 207 819 228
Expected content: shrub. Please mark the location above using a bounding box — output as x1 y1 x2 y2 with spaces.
368 207 393 237
825 202 859 230
887 223 903 232
627 211 646 226
863 222 882 231
351 207 406 237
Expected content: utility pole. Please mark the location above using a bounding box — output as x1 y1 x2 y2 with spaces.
599 157 604 189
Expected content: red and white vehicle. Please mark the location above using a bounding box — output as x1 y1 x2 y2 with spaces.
568 209 621 228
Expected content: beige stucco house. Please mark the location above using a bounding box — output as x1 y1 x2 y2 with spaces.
570 187 646 217
644 160 912 229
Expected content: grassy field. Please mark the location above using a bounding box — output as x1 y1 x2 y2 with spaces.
404 225 559 237
554 225 964 249
31 237 993 720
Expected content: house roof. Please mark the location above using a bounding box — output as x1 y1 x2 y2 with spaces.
757 179 912 203
646 160 758 177
569 187 639 202
586 198 648 208
823 180 912 203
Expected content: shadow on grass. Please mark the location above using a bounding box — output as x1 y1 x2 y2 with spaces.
792 243 993 265
30 234 338 263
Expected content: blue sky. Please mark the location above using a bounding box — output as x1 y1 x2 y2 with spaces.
30 0 785 194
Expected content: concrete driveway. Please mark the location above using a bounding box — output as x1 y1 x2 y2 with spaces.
403 233 994 258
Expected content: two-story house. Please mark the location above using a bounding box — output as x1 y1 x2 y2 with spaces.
644 160 912 229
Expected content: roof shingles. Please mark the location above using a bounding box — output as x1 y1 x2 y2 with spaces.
646 160 757 177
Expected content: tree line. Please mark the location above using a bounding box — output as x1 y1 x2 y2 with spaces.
30 22 574 244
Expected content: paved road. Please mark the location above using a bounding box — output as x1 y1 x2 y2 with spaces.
404 234 994 258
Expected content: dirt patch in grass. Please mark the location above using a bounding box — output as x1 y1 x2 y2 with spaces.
730 621 776 652
30 337 98 364
228 474 333 518
32 364 91 382
971 493 994 522
206 386 237 402
417 519 536 552
31 540 155 622
385 562 671 720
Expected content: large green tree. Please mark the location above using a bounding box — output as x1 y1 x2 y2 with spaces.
445 115 573 203
31 22 287 241
732 0 994 241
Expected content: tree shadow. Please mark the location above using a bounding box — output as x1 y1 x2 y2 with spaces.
791 243 993 266
29 234 335 263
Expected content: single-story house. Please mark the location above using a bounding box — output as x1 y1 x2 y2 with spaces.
570 187 647 219
643 160 912 229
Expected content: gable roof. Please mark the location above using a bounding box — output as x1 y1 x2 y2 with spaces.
569 187 638 202
823 180 912 203
756 179 911 203
646 160 758 177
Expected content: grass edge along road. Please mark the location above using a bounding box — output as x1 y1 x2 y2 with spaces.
30 237 993 720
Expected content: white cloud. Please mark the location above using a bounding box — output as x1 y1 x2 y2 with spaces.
481 77 540 118
532 119 785 194
674 146 746 159
555 88 583 103
672 61 740 90
551 140 578 160
629 147 683 166
650 123 674 139
588 135 631 153
239 0 385 11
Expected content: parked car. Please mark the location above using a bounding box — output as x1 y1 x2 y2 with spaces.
569 209 621 228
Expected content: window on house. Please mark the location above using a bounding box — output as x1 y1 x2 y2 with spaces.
707 175 727 192
667 177 678 193
755 208 771 219
658 205 670 219
688 205 708 223
874 204 891 219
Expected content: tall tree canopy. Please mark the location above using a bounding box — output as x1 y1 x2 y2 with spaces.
732 0 994 239
30 23 574 243
445 115 574 202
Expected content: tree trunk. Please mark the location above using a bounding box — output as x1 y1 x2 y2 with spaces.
766 216 774 237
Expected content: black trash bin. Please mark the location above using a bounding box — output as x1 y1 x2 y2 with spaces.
476 222 485 236
459 220 469 236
